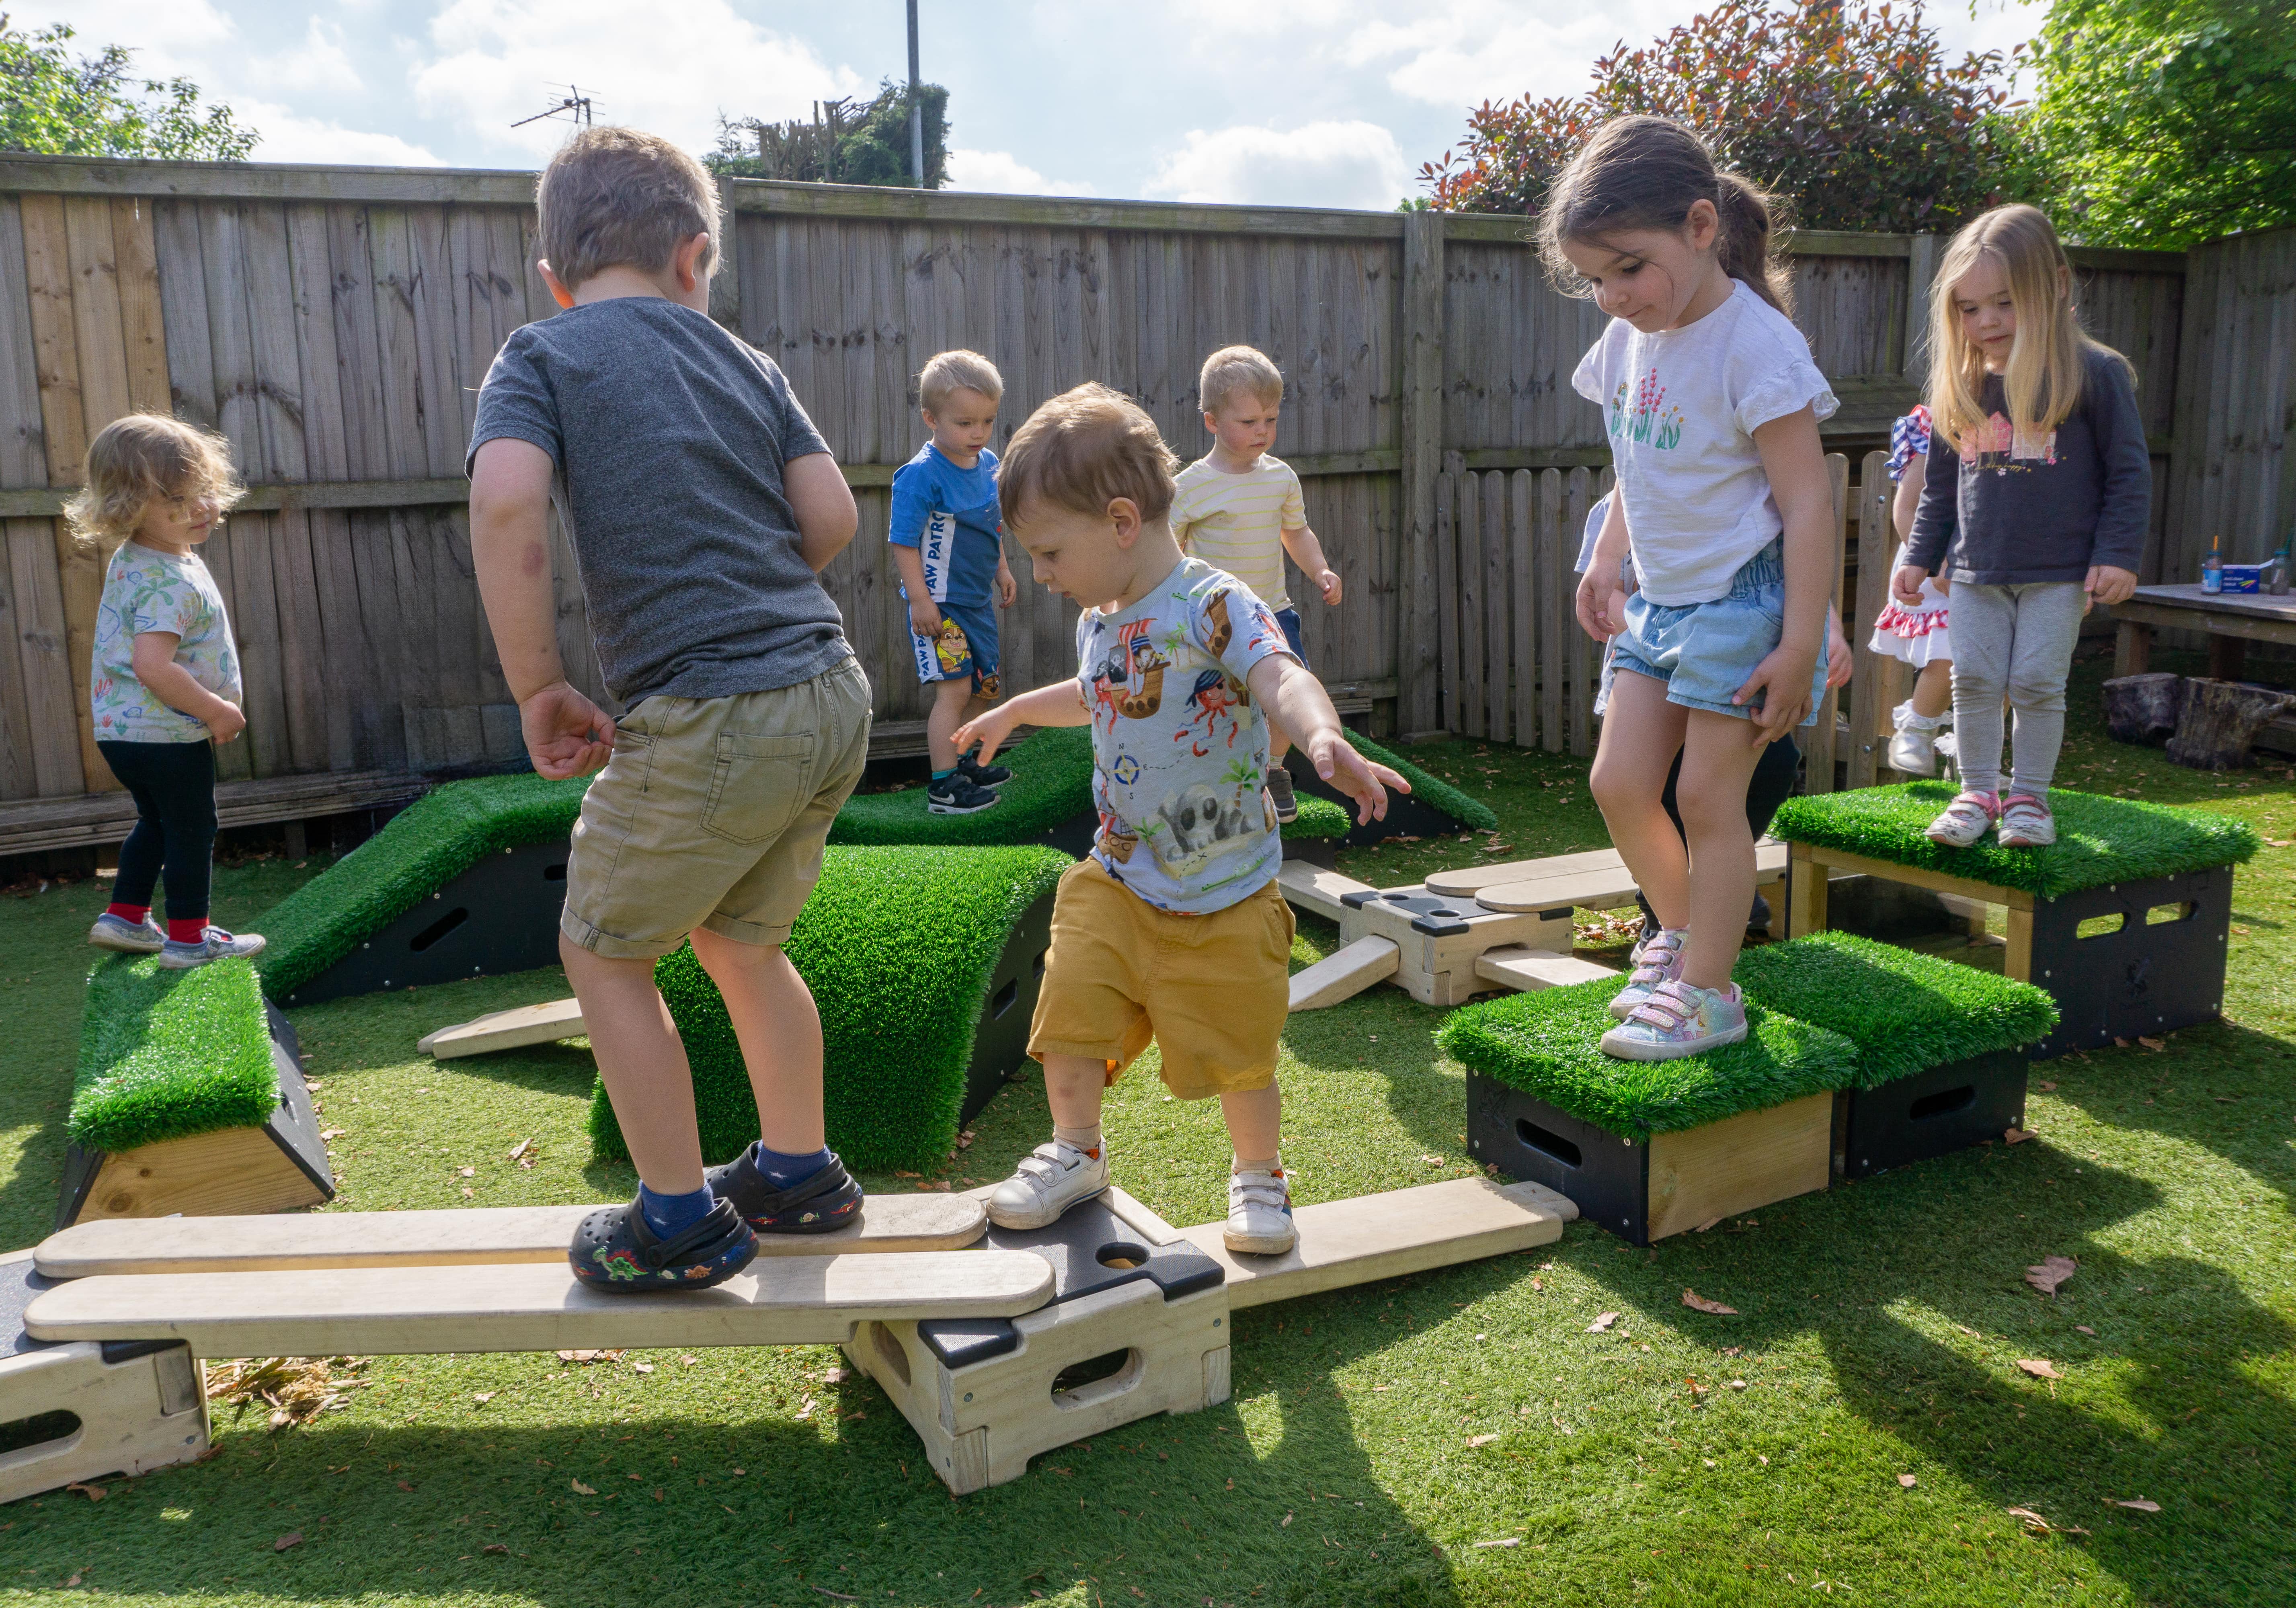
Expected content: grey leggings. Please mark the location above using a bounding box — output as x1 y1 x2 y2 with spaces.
1948 580 2087 798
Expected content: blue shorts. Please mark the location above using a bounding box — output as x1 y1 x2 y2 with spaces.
910 599 1001 699
1274 607 1308 670
1601 544 1826 725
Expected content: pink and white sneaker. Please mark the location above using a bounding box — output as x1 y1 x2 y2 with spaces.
1924 790 2000 848
1599 978 1750 1061
1996 794 2057 848
1609 927 1688 1020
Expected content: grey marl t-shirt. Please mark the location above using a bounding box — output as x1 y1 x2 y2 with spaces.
468 296 850 704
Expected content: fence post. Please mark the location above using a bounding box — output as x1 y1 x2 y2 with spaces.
710 176 744 333
1846 450 1894 790
1900 233 1937 389
1397 210 1446 736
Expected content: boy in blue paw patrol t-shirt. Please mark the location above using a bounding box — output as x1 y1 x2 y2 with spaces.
889 349 1018 814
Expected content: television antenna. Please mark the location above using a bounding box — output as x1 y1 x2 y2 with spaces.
512 85 595 130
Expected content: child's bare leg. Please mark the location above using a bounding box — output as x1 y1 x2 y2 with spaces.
1040 1053 1109 1135
688 927 825 1156
560 937 704 1194
1674 710 1769 991
1590 672 1692 928
1912 659 1952 719
1267 722 1292 765
987 1053 1112 1229
1219 1078 1293 1253
1219 1080 1282 1165
926 677 974 773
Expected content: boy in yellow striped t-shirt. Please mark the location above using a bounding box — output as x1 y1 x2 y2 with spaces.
1169 345 1339 821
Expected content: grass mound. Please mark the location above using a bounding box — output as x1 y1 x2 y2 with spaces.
589 844 1072 1172
1734 931 2059 1087
70 955 275 1154
1769 781 2259 897
1435 977 1858 1137
1348 733 1499 831
255 771 589 1001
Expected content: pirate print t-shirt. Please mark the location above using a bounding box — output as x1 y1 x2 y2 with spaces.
1571 279 1836 607
1074 556 1297 915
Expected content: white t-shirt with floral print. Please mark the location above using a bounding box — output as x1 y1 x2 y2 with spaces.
1075 556 1297 915
90 540 241 743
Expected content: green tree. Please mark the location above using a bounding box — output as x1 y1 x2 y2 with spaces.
1415 0 2029 233
0 18 255 161
2025 0 2296 247
710 80 949 188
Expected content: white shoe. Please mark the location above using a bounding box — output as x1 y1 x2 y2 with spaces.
1996 794 2057 848
985 1138 1108 1230
1609 927 1687 1019
1225 1167 1296 1255
157 925 267 969
88 912 164 953
1888 701 1946 775
1924 792 1999 848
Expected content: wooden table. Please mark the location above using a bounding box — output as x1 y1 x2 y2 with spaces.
2111 584 2296 682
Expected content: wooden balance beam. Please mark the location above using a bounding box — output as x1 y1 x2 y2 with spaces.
1276 862 1580 1011
1449 840 1791 931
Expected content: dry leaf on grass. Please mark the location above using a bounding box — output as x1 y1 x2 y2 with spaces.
1281 1512 1294 1527
274 1532 302 1552
2017 1359 2063 1380
484 1543 509 1554
570 1479 596 1495
1727 1380 1748 1391
1420 1155 1444 1166
2036 1081 2058 1092
1587 1312 1620 1333
2076 1325 2097 1336
1473 1538 1521 1549
796 1397 817 1421
506 1139 531 1163
1682 1290 1738 1315
2137 1036 2166 1051
2112 1499 2161 1512
2026 1256 2079 1297
64 1482 105 1501
2265 837 2294 849
1898 1474 1918 1488
2007 1506 2087 1536
472 1392 495 1404
2004 1128 2035 1145
1694 1217 1722 1233
204 1356 367 1429
319 1128 347 1141
556 1349 622 1366
1467 1434 1500 1448
630 1363 654 1375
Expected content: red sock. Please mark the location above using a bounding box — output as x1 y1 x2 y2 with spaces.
166 917 208 944
105 902 150 924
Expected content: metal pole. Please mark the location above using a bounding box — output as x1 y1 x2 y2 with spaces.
906 0 924 185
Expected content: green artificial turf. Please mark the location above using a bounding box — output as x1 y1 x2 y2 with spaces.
1436 976 1860 1136
1348 731 1500 830
588 844 1072 1172
1770 780 2260 897
254 771 589 1001
1735 931 2061 1087
68 954 275 1154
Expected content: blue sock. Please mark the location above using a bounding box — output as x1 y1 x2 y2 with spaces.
637 1182 714 1239
750 1143 832 1190
932 768 955 782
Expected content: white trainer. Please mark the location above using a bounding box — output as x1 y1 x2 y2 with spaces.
1225 1167 1296 1255
1996 794 2057 848
87 912 164 953
156 925 267 970
985 1138 1109 1231
1609 927 1687 1020
1924 792 1999 849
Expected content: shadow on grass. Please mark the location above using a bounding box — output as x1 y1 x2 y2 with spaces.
2046 1018 2296 1210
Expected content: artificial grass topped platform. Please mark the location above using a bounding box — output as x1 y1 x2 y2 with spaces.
71 955 275 1155
1436 978 1859 1138
589 843 1073 1172
255 771 589 1001
1732 931 2059 1087
1769 781 2259 898
1344 734 1500 832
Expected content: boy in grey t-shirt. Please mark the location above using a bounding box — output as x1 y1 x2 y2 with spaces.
468 126 872 1293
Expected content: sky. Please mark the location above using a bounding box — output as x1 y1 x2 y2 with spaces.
31 0 2046 211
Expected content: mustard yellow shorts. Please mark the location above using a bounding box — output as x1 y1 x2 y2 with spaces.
1027 857 1295 1099
561 658 872 960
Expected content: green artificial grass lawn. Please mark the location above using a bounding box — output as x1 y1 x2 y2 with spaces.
1770 780 2261 898
1734 931 2061 1088
67 954 275 1154
589 845 1073 1173
3 654 2294 1607
254 771 589 1002
1436 977 1861 1136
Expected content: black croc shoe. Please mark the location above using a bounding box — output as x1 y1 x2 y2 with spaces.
568 1198 757 1292
705 1147 865 1235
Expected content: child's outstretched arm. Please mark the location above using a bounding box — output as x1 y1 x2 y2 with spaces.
1244 656 1408 823
470 437 615 780
1736 406 1831 745
1279 523 1341 605
953 680 1089 768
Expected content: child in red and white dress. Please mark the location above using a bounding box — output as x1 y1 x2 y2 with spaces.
1869 404 1955 773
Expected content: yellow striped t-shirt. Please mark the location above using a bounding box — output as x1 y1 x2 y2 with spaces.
1170 455 1306 612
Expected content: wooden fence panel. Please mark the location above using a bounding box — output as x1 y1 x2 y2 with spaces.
2167 227 2295 580
1846 450 1894 790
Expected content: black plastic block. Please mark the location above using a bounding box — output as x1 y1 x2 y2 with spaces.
280 840 571 1007
2025 866 2230 1058
1465 1072 1656 1246
1338 888 1476 936
1833 1049 2028 1179
957 886 1056 1126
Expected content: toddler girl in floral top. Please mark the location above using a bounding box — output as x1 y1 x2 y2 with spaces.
69 414 266 968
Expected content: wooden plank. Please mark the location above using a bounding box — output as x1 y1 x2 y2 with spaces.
0 766 422 854
1846 450 1893 789
1483 468 1510 741
0 197 49 486
1397 211 1444 734
1798 455 1850 792
1796 841 2033 910
150 199 216 428
5 517 89 796
37 1196 991 1278
1287 935 1400 1011
109 198 170 414
1428 846 1635 897
1473 946 1616 993
23 1250 1058 1357
1434 464 1460 733
1536 467 1562 752
1644 1092 1832 1241
1275 859 1376 923
1509 468 1535 747
420 996 586 1057
1563 467 1595 757
1474 840 1791 913
1176 1177 1575 1311
0 532 34 798
60 196 133 435
1457 468 1483 739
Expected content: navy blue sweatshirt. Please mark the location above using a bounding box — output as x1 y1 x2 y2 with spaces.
1904 346 2152 585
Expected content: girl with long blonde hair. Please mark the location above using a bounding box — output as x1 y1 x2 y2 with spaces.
1893 205 2151 849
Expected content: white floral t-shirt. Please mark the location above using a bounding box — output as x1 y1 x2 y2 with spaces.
90 540 240 743
1572 279 1838 606
1075 556 1296 915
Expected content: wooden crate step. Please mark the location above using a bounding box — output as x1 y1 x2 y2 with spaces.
36 1195 988 1278
1473 947 1616 993
23 1249 1056 1358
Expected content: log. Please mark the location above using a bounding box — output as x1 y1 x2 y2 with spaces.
2101 673 2186 746
2166 678 2296 771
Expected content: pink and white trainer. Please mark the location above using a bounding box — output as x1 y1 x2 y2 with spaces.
1599 978 1750 1061
1609 926 1688 1020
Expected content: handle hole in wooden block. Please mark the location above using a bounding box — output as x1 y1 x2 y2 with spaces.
544 862 568 882
409 907 471 953
1515 1118 1583 1169
1051 1348 1140 1407
990 978 1021 1019
865 1322 911 1389
0 1409 80 1458
2077 913 2127 940
1906 1085 1977 1122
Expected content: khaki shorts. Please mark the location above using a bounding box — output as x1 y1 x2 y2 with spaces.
1027 858 1295 1099
562 658 872 960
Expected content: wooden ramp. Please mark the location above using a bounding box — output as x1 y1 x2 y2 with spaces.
1464 840 1790 914
420 998 586 1060
1173 1177 1575 1310
23 1250 1056 1358
34 1194 987 1279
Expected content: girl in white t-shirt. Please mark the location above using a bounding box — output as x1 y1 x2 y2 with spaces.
1555 115 1840 1061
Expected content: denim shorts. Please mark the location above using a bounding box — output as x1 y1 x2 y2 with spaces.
1274 606 1308 669
1602 543 1826 725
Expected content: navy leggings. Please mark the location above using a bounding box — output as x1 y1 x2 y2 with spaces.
97 739 217 922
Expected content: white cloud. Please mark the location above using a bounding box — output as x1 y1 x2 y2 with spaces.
240 100 444 168
253 17 363 98
412 0 863 159
8 0 236 62
946 148 1096 197
1145 120 1413 211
